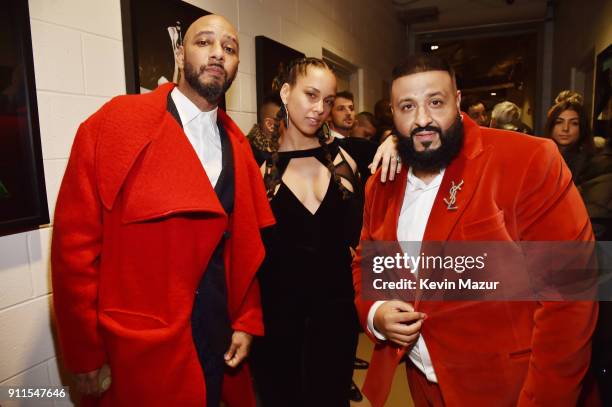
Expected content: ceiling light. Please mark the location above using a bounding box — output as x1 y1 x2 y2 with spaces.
430 45 439 50
490 92 497 96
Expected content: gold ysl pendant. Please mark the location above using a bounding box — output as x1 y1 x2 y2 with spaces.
443 180 464 211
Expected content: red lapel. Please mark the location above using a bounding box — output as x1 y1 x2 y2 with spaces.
122 113 226 223
96 83 226 222
416 116 490 309
96 83 274 318
422 114 488 241
371 115 489 243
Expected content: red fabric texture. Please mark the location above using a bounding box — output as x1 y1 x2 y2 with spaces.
353 114 598 406
51 83 274 406
405 362 445 407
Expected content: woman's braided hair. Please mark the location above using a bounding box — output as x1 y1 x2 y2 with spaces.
263 57 352 200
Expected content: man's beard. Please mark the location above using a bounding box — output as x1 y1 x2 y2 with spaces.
334 118 353 132
330 115 355 131
184 60 235 103
396 115 464 171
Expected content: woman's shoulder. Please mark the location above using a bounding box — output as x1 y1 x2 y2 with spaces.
584 147 612 180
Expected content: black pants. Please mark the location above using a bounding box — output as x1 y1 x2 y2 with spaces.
190 238 232 407
192 299 227 407
251 301 358 407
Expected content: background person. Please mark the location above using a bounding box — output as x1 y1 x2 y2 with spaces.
352 111 377 140
329 90 356 138
490 100 533 134
462 97 489 126
373 98 394 143
547 93 612 406
545 97 595 185
247 92 282 164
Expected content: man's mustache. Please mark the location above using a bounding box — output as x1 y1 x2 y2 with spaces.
410 125 441 137
199 63 226 77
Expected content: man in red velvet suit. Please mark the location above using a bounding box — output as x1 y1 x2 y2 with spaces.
51 15 274 406
353 54 597 406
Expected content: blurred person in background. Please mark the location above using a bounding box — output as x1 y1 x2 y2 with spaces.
462 97 489 126
329 90 356 138
247 92 282 164
342 110 379 189
579 137 612 241
555 90 607 150
374 98 394 143
490 100 533 134
555 89 584 105
581 136 612 406
545 97 595 186
352 111 377 140
547 91 612 405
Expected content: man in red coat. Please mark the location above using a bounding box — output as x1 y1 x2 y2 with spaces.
353 54 597 406
51 14 274 406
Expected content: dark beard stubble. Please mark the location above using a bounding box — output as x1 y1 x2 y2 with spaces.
183 60 236 104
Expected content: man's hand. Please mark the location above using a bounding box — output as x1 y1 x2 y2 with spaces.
373 300 425 347
74 363 111 397
224 330 253 368
369 134 401 182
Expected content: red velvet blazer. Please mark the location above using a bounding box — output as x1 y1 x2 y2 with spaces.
51 83 274 406
353 115 597 406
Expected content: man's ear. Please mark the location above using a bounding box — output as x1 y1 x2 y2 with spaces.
456 90 462 112
263 117 275 134
280 83 290 105
176 45 185 71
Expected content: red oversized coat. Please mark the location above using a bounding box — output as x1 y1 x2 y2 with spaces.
51 83 274 406
353 115 598 406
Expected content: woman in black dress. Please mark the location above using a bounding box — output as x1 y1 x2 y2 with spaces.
250 57 363 406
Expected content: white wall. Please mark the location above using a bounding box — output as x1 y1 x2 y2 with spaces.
0 0 404 404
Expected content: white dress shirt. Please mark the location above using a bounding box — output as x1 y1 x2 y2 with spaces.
329 128 346 139
367 167 445 383
170 88 223 187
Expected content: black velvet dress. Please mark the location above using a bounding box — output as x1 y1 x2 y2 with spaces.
251 139 362 407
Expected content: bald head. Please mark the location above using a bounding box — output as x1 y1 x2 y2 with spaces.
183 14 238 47
176 14 239 110
259 99 281 137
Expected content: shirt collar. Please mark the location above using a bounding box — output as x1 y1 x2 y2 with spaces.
171 87 218 127
407 167 445 191
329 128 346 139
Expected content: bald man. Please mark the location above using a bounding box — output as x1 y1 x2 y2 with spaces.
52 14 274 406
246 92 282 164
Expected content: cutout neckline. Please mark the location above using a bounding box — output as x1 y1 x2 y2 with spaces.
279 171 332 216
